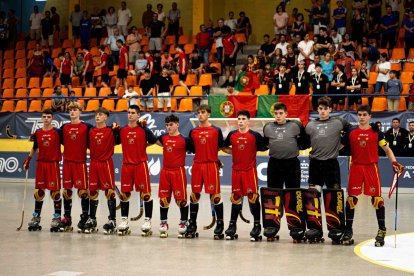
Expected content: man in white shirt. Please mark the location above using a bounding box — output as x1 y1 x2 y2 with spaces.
123 86 139 106
274 34 288 56
307 55 321 76
70 4 82 40
330 28 342 50
106 28 125 65
118 1 132 37
298 33 315 62
224 11 237 33
30 6 43 40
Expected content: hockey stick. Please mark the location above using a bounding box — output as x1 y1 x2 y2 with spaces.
16 170 29 231
131 198 144 221
394 173 399 248
239 198 250 224
203 203 216 230
115 185 121 210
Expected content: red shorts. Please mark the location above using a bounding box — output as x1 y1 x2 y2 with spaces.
63 160 88 189
121 162 151 193
232 168 258 196
89 159 115 191
348 163 381 196
191 162 220 194
35 161 61 191
159 167 187 201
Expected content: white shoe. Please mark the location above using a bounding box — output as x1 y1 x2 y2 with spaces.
178 221 187 234
159 221 169 233
141 218 152 232
118 217 129 231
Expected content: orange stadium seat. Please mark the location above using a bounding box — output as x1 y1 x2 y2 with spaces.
189 86 203 98
164 35 176 45
185 74 198 86
398 98 407 111
115 99 129 112
390 63 401 71
1 101 15 112
391 48 405 60
3 59 14 69
77 100 85 110
99 87 111 97
371 97 387 112
3 50 14 60
15 41 25 51
170 74 179 86
15 78 27 89
235 33 246 44
127 75 137 87
27 40 37 50
184 44 194 55
174 86 188 97
255 85 269 95
85 99 100 111
72 88 83 97
102 99 115 112
15 89 28 98
42 88 54 98
42 100 52 110
198 74 213 87
401 72 414 84
15 49 26 60
178 35 189 45
29 100 42 112
29 88 41 98
404 62 414 72
178 98 193 112
15 68 26 78
62 39 73 49
14 100 28 112
84 88 97 98
28 78 40 89
3 68 14 79
2 89 14 98
41 77 54 88
2 79 14 89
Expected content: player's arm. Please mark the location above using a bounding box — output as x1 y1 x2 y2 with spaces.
23 133 38 170
144 126 157 146
187 129 195 153
222 130 234 154
262 124 270 148
112 122 121 145
252 130 268 152
295 121 310 150
155 134 165 147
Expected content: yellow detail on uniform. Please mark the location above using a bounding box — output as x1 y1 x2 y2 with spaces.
34 189 45 201
378 139 388 147
119 192 131 201
372 196 384 209
286 213 301 227
306 198 322 219
77 189 88 199
190 192 200 203
337 192 343 214
50 190 61 201
347 196 358 209
63 189 73 200
141 192 151 201
89 190 99 200
296 191 303 213
160 197 171 207
230 193 242 204
210 193 221 204
105 189 115 200
248 193 258 204
266 196 281 217
175 200 187 207
326 213 341 228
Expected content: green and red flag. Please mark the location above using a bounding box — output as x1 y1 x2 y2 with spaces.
208 95 257 118
257 95 310 124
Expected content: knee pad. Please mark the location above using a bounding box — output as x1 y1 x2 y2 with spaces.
230 193 242 204
371 196 384 209
346 196 358 209
140 192 151 201
63 189 73 200
248 193 259 204
119 192 131 202
50 190 61 201
89 190 99 200
159 197 171 208
175 199 187 207
34 189 45 201
77 189 88 199
105 189 115 200
210 193 221 204
190 192 200 203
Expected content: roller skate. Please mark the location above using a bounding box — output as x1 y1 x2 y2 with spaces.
374 227 386 247
177 220 187 239
225 221 238 240
50 214 61 232
214 219 225 240
28 213 42 231
159 221 169 238
185 219 198 238
77 214 88 233
141 218 152 237
328 229 344 245
84 218 98 234
117 217 131 236
290 228 306 243
103 218 116 235
59 216 73 232
250 223 262 242
342 228 354 246
263 227 279 242
305 228 325 243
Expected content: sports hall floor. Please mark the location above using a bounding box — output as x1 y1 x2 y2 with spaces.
1 179 413 276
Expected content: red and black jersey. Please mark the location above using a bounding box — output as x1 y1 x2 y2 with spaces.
60 122 92 163
119 45 128 69
89 126 116 161
223 35 237 55
158 134 190 168
61 58 72 75
120 124 157 164
85 52 94 72
189 125 224 163
32 128 61 162
224 130 267 170
101 53 109 75
349 127 388 164
178 52 188 74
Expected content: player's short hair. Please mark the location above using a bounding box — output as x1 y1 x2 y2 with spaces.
315 63 322 68
237 110 250 119
357 105 371 115
95 107 110 117
165 114 179 124
318 96 332 107
273 102 287 112
67 101 82 111
197 104 211 114
392 117 400 123
42 109 53 116
129 105 140 113
409 121 414 125
116 39 124 45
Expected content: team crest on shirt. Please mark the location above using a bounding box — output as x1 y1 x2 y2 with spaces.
175 190 181 197
200 136 207 144
208 184 214 191
247 188 252 193
50 181 55 187
219 101 234 117
95 133 104 145
370 186 376 193
43 139 50 147
358 137 367 148
103 182 109 187
139 184 144 190
127 135 135 144
166 145 173 152
76 180 82 185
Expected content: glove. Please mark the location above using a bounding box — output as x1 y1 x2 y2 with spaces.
23 156 32 170
392 162 404 174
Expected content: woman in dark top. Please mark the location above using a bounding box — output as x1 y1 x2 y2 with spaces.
340 33 357 60
286 45 298 75
366 14 381 42
358 61 369 94
292 13 306 39
236 11 251 43
351 9 365 43
28 44 45 78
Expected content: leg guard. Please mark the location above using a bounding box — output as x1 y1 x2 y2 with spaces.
247 193 259 204
304 188 323 233
189 202 199 222
345 196 358 229
63 189 73 218
107 198 116 220
210 193 221 204
77 189 88 199
175 199 187 208
284 188 306 241
214 202 224 221
180 204 189 222
50 190 60 201
78 189 89 216
159 197 171 208
120 201 130 218
51 190 62 216
89 199 99 219
248 200 261 223
89 190 99 200
105 189 115 200
34 189 45 201
230 193 242 204
323 189 345 242
229 203 241 222
372 196 385 228
260 187 283 238
190 192 200 203
144 198 153 219
140 192 151 201
119 192 131 202
160 206 169 221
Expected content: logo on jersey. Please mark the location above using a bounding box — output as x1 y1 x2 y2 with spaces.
208 184 214 191
200 136 207 144
219 101 234 117
175 190 181 197
42 138 50 147
127 135 136 144
358 137 367 148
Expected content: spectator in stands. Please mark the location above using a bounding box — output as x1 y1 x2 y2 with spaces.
375 52 391 94
293 60 311 95
330 28 342 50
312 0 329 34
147 13 165 52
403 9 414 57
224 11 237 33
123 85 139 106
273 4 289 38
330 64 347 110
70 4 82 42
346 67 362 110
51 86 66 112
0 15 7 53
205 19 216 37
292 13 306 39
366 14 381 42
273 64 292 95
196 24 212 66
139 70 154 112
29 5 42 41
95 45 110 88
332 0 347 35
161 51 173 68
91 9 105 45
409 75 414 111
262 64 275 94
273 33 288 56
368 0 382 23
315 27 333 57
175 45 190 93
157 4 166 23
291 34 302 56
157 67 173 112
352 0 367 19
339 33 357 60
380 5 399 51
106 27 125 65
82 46 95 88
351 9 365 43
221 28 238 87
130 51 149 78
142 4 156 28
189 50 205 75
287 8 298 36
167 2 181 43
404 121 414 156
80 11 92 48
66 90 78 111
336 48 354 79
358 61 370 94
50 7 60 38
41 11 54 49
74 52 85 83
308 54 321 75
311 63 330 110
43 51 57 78
236 11 251 43
386 70 403 112
114 39 128 96
118 1 132 37
385 118 408 157
60 52 74 91
298 33 315 66
214 18 231 66
286 45 298 74
145 51 154 76
6 9 19 45
388 0 402 21
365 37 381 70
321 52 336 81
106 7 117 37
240 54 260 94
127 26 142 66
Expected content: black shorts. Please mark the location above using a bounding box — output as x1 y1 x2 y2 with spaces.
267 157 300 189
308 158 341 188
117 68 127 79
179 73 187 81
348 95 362 106
72 26 80 37
60 73 72 86
101 74 109 84
85 71 94 83
224 55 237 67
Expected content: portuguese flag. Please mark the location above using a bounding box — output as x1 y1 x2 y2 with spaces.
208 95 258 118
257 95 310 124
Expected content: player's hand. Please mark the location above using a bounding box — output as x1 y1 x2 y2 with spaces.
112 122 120 130
392 162 404 174
23 156 32 171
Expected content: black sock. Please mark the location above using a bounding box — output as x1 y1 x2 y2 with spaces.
89 199 99 220
189 202 199 222
230 203 241 222
376 206 385 228
34 201 43 216
345 205 355 229
81 198 89 216
107 198 116 220
144 199 153 219
63 198 72 218
160 206 169 221
120 201 129 217
53 199 62 216
180 205 189 222
215 202 224 221
249 200 261 223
